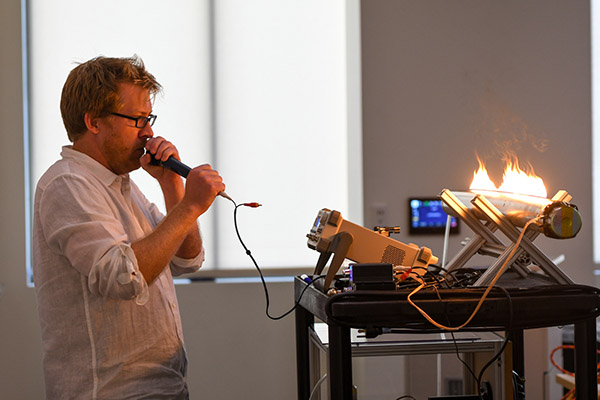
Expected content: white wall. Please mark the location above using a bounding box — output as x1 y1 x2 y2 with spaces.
361 0 593 286
0 0 594 399
361 1 592 399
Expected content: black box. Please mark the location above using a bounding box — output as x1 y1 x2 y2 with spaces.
349 263 395 290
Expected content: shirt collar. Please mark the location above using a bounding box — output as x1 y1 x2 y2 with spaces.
61 145 129 187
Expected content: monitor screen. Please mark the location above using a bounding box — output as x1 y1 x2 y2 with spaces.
409 197 459 235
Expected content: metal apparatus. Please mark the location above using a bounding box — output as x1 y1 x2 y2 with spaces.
440 189 581 286
307 208 438 291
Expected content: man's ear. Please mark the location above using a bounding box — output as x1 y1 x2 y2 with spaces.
84 112 101 134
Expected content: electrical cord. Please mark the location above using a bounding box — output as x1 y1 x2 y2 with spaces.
446 268 483 288
475 287 512 397
406 217 540 331
425 268 450 289
550 345 576 376
441 214 452 268
550 344 600 400
430 284 511 399
560 387 575 400
428 264 450 275
432 285 481 395
451 330 480 390
308 373 328 400
394 266 451 291
229 199 323 320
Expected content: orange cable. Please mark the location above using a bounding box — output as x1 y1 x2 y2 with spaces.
407 218 539 331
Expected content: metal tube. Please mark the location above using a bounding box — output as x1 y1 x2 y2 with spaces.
442 190 549 228
442 190 581 239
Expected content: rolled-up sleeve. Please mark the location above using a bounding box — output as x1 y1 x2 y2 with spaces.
89 243 150 305
170 248 205 276
39 174 151 303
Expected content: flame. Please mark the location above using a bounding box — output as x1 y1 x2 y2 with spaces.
471 158 498 192
470 156 547 198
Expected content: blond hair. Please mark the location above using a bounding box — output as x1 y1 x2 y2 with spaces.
60 55 162 141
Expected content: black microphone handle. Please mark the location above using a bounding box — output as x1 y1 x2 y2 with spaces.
148 153 234 202
149 154 191 178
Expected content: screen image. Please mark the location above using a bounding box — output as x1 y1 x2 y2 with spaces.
409 198 459 235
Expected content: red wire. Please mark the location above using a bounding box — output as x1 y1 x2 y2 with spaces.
551 345 576 376
550 344 600 400
560 387 575 400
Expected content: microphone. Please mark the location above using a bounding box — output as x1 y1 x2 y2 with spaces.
148 153 234 202
150 154 191 177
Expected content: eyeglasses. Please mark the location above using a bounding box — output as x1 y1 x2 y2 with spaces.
111 112 157 128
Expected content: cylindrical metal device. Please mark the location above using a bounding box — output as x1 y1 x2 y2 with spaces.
540 202 582 239
441 190 581 239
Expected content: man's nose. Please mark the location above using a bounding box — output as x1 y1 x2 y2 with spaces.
139 123 154 138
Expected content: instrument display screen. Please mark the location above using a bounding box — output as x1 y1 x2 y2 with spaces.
409 197 459 235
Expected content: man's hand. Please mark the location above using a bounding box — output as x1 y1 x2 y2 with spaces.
140 136 226 217
140 136 181 183
181 164 226 217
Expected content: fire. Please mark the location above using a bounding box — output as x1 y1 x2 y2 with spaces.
471 158 498 192
470 156 548 199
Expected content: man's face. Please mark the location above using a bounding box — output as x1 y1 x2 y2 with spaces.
98 83 154 175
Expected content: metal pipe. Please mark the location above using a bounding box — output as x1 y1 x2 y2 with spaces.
442 190 549 226
441 190 581 239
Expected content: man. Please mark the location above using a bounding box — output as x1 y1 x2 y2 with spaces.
33 56 224 399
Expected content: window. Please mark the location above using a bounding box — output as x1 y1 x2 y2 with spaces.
24 0 362 279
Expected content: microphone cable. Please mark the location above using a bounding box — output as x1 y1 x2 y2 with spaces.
146 152 322 319
226 197 323 320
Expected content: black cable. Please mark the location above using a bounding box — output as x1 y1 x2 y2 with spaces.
432 284 512 399
449 329 481 396
476 287 512 394
428 264 450 275
394 267 448 290
231 201 323 320
424 268 451 289
445 268 483 288
432 285 481 393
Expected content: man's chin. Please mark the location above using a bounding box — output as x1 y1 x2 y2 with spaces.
117 159 141 175
130 160 142 172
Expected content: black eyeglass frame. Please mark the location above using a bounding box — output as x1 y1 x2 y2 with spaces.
111 112 157 128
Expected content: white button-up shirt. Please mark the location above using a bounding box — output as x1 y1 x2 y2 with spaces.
33 146 204 399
